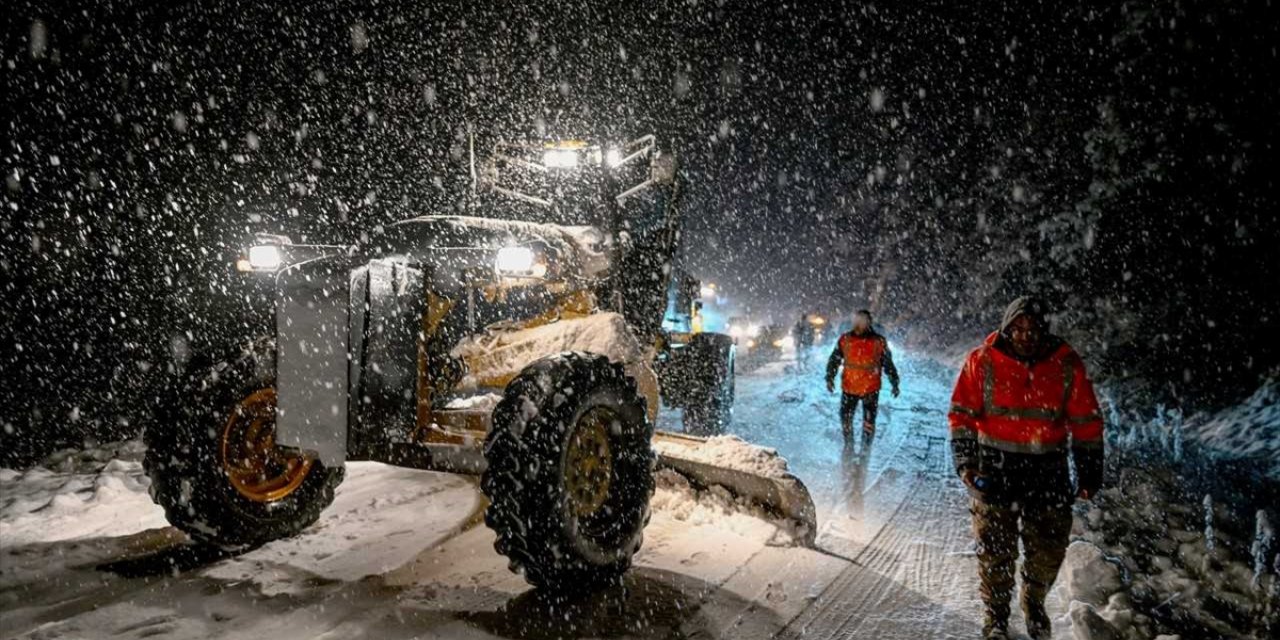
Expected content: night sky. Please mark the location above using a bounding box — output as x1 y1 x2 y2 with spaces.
3 0 1279 461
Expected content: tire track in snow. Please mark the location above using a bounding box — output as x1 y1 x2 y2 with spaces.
793 461 938 635
778 475 980 639
770 354 985 639
663 359 929 638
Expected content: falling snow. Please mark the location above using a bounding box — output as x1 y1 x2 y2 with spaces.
3 1 1279 638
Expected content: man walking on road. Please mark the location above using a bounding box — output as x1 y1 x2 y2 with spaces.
794 313 816 372
948 296 1105 640
826 309 900 446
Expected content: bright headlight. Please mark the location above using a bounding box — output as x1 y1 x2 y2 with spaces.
543 149 580 169
605 147 623 167
495 246 536 274
247 245 283 270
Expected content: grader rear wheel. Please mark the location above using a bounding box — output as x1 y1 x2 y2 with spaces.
143 338 344 550
220 388 315 503
683 333 735 435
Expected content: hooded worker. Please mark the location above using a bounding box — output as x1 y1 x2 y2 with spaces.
826 309 900 444
948 296 1105 640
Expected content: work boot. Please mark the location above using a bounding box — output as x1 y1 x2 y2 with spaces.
1020 588 1052 640
982 615 1010 640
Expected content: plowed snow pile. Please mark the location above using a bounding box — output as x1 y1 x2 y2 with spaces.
1185 376 1280 478
0 440 167 545
649 468 799 545
652 434 791 478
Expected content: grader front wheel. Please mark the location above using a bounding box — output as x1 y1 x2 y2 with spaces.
563 407 615 518
482 352 655 590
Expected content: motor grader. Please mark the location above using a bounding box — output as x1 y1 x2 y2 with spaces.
143 134 814 589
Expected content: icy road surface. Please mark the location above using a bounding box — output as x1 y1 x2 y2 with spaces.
1 349 1086 639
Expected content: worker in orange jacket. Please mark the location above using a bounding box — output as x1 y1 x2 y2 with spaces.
826 309 900 444
949 296 1105 640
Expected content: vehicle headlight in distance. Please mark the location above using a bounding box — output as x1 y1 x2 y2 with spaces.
543 149 580 169
495 246 536 275
237 244 283 272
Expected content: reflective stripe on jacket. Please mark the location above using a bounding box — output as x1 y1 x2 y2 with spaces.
948 332 1104 457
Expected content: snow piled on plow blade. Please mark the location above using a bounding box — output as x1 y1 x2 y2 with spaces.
652 432 818 546
452 312 648 384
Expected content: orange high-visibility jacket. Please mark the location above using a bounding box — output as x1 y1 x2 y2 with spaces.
828 331 899 395
948 332 1104 457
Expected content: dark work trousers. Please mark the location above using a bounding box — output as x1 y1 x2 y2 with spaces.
971 498 1072 632
839 391 879 437
969 449 1074 634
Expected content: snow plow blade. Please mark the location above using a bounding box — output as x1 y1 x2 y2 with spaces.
652 431 818 546
379 431 818 545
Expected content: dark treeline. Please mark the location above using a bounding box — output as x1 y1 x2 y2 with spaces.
2 0 1278 464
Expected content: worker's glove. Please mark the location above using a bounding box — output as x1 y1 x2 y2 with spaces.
1074 447 1104 501
891 385 900 398
826 379 835 394
960 466 999 500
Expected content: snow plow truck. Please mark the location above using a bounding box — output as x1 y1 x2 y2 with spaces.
143 134 815 589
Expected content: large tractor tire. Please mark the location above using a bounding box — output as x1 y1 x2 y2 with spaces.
143 338 344 550
482 352 655 590
682 333 735 436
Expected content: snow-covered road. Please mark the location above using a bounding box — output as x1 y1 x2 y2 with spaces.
702 352 1005 639
2 349 1091 640
716 352 1080 639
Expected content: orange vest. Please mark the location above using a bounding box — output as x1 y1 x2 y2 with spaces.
948 332 1104 455
839 333 886 395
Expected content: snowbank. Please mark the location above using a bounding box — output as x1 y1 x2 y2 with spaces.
1 440 482 599
0 439 167 545
1063 540 1124 606
1079 469 1279 639
1184 376 1280 478
652 434 791 479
